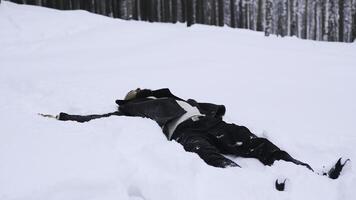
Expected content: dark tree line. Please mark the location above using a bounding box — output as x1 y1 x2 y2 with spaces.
5 0 356 42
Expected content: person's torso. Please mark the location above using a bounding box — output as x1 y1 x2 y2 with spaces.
165 100 205 139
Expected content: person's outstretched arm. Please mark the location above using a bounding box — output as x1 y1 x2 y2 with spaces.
137 88 226 119
40 111 124 123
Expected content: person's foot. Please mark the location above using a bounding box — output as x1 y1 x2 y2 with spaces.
327 158 350 179
275 178 287 191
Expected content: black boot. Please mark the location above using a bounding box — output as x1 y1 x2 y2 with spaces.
328 158 350 179
275 178 287 191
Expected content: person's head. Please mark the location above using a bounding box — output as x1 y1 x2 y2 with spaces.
124 88 141 100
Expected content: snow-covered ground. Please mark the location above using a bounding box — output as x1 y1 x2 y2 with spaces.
1 2 356 200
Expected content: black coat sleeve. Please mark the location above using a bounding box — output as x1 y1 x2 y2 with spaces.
116 88 225 119
57 111 123 123
186 99 226 119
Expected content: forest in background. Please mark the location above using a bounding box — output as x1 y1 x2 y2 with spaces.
3 0 356 43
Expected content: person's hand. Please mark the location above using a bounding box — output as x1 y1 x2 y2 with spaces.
38 113 60 120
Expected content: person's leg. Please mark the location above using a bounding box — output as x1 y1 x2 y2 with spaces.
209 122 313 170
177 132 240 168
247 138 313 170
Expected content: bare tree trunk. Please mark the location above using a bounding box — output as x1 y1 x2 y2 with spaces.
172 0 178 23
231 0 236 28
265 0 273 36
256 0 264 31
187 0 194 26
339 0 345 41
353 0 356 41
218 0 225 26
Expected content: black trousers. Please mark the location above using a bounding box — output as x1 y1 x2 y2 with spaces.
172 116 313 170
58 112 312 170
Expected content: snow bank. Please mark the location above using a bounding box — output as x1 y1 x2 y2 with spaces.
1 2 356 200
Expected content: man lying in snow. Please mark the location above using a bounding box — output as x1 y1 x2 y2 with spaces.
41 88 349 182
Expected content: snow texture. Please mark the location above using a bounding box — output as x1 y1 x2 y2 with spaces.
0 2 356 200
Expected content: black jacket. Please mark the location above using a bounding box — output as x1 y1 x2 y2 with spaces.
115 88 226 138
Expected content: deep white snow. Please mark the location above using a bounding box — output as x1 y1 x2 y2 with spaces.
1 2 356 200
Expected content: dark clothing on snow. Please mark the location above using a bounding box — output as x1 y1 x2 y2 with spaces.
58 88 312 169
115 88 226 139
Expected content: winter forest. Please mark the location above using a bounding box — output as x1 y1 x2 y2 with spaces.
1 0 356 199
3 0 356 42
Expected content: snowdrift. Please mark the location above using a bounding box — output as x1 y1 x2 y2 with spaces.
1 2 356 200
